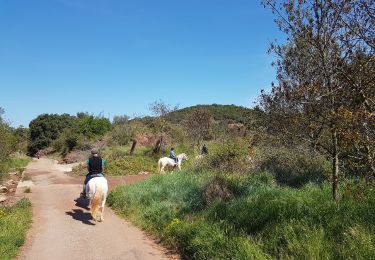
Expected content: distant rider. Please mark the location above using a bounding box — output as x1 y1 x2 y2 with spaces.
201 144 208 155
169 147 178 164
80 149 105 199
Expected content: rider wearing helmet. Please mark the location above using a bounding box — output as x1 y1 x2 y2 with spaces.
80 149 105 198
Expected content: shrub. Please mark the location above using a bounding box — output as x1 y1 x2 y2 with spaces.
102 146 129 161
110 124 135 146
200 139 250 173
52 130 80 156
254 146 330 187
77 114 111 137
202 175 233 206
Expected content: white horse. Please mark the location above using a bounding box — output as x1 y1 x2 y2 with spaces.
157 153 188 173
86 177 108 222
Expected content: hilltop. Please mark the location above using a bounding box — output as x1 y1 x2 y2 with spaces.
132 104 255 126
167 104 254 124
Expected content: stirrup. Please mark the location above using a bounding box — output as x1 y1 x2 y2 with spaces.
80 192 86 199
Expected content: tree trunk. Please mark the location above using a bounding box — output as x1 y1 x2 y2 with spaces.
153 137 163 154
130 139 137 155
332 129 339 200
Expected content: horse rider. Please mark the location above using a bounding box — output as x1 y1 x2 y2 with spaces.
80 149 105 199
201 144 208 155
169 147 178 164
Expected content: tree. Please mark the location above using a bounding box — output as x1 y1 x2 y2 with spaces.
261 0 375 199
112 115 129 126
28 114 76 154
148 100 178 153
76 113 111 137
0 107 15 163
186 107 212 148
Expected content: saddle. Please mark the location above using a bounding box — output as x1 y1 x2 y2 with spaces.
87 173 105 182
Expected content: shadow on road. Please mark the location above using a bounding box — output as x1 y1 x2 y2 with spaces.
74 198 90 210
66 209 95 225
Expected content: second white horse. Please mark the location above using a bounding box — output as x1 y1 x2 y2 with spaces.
157 153 188 173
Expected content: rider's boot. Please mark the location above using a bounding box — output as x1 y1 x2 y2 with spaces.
80 187 87 199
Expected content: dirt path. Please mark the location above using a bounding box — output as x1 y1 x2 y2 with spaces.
17 158 177 260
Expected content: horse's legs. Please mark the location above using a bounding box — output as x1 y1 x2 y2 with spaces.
99 197 106 222
161 166 165 173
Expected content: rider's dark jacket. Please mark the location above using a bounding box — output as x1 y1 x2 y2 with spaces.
87 156 104 175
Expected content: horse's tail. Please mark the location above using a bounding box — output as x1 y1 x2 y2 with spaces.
91 183 104 221
157 159 161 173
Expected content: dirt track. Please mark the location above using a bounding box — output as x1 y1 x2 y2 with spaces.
17 158 176 260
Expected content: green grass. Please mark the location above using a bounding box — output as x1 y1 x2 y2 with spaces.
4 156 32 170
108 170 375 259
0 155 32 181
72 145 196 176
103 146 159 175
0 199 32 260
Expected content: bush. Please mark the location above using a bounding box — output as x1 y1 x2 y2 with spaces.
199 139 250 173
101 146 129 161
202 175 233 206
254 147 330 187
0 111 18 178
77 114 111 137
52 130 80 156
110 124 135 146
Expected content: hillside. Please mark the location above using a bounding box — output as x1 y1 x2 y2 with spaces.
166 104 254 124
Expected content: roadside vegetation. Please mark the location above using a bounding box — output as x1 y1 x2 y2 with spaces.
0 198 32 260
104 0 374 259
0 109 33 259
1 0 373 258
108 170 375 259
0 108 31 182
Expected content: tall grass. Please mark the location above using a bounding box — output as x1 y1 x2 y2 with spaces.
0 155 32 181
108 170 375 259
0 199 32 260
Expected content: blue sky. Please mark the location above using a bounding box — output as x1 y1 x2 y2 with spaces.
0 0 283 127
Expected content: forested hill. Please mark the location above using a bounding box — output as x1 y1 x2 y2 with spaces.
166 104 254 124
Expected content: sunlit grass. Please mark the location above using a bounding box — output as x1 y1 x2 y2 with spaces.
108 170 375 259
0 199 32 260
